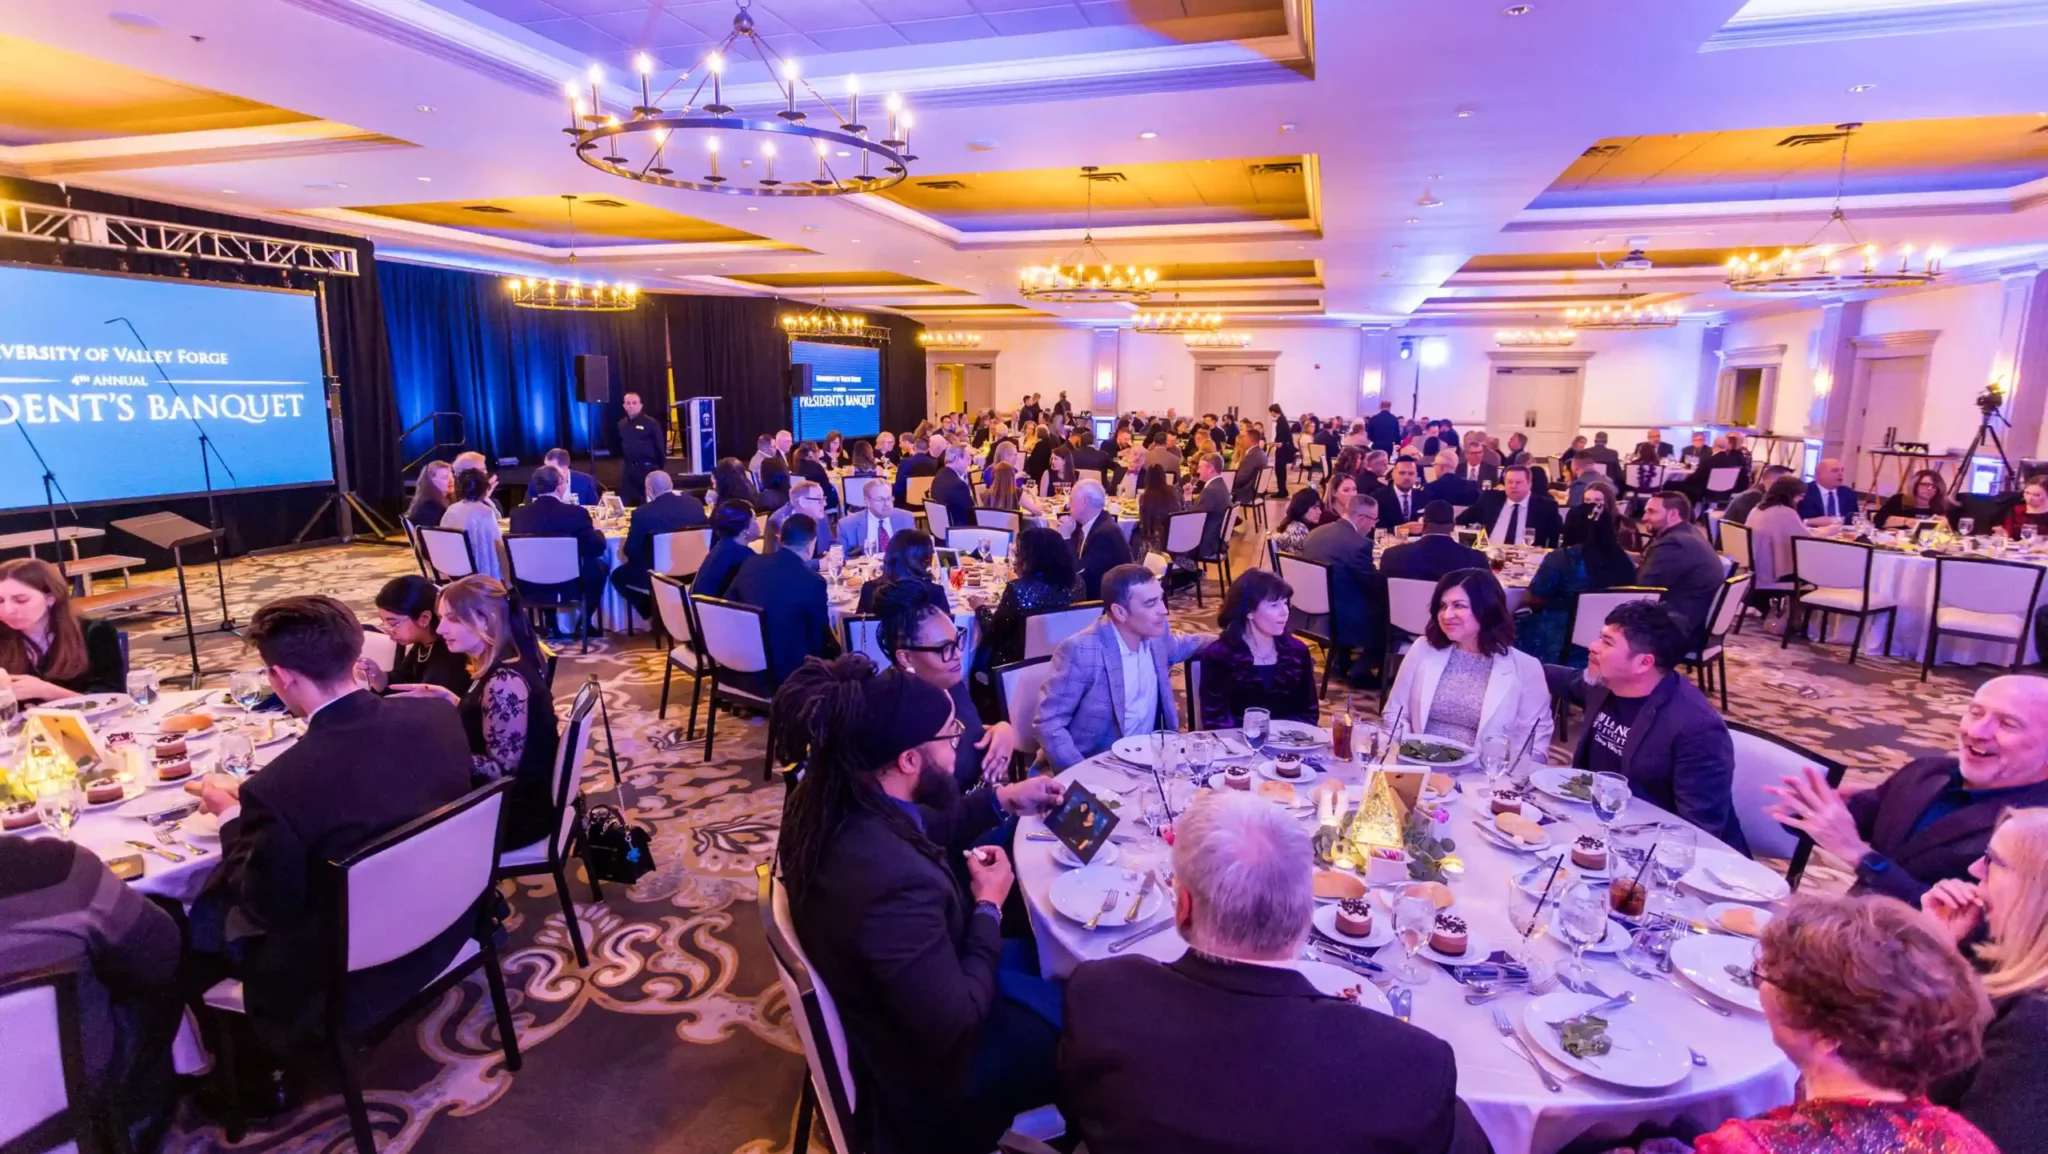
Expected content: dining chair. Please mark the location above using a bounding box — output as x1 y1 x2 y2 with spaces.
1727 721 1844 891
837 476 869 509
1142 551 1171 580
905 476 935 509
1923 555 2046 680
204 781 522 1154
495 679 599 967
1076 468 1106 490
995 657 1056 765
401 520 430 578
358 627 398 674
690 596 779 774
504 534 591 653
1022 603 1103 660
1162 510 1210 604
1786 537 1898 664
1702 466 1742 506
0 964 98 1154
923 501 954 541
1275 553 1339 697
1566 587 1667 657
1380 576 1439 709
416 526 478 583
842 613 888 669
653 528 712 582
757 865 860 1154
974 508 1023 533
1679 573 1754 711
650 574 707 736
945 526 1014 560
1718 519 1753 574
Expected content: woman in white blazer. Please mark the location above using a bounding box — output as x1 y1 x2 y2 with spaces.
1385 569 1554 755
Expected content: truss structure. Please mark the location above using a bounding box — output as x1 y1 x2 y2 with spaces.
0 199 359 276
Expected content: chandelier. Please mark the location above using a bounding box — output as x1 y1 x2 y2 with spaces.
1494 328 1576 347
1134 297 1224 335
1726 123 1943 292
1019 166 1158 302
1184 331 1253 348
563 1 912 197
1564 285 1681 330
780 299 887 341
504 195 638 312
917 329 982 350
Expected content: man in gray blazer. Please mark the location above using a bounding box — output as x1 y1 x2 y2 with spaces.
1231 431 1268 505
1035 564 1214 769
1191 452 1232 557
836 477 915 558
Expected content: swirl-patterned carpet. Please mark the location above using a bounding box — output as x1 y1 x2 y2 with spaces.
114 536 2002 1153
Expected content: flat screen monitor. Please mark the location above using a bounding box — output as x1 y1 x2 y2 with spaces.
788 340 881 443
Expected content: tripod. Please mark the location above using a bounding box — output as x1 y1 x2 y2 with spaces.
1951 409 2018 499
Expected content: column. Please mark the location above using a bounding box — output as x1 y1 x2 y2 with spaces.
1091 327 1119 414
1359 324 1395 416
1810 299 1865 460
1693 324 1725 426
1994 266 2048 464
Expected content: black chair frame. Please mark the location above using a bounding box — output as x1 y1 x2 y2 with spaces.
1726 721 1844 892
1921 555 2045 681
504 532 592 654
493 680 600 966
756 866 864 1154
690 596 782 779
651 573 711 742
414 525 479 584
1 964 104 1154
1784 538 1898 665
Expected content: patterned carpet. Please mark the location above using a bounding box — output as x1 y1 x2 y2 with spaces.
105 530 1998 1153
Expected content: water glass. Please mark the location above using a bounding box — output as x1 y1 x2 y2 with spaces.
1590 771 1630 832
1521 527 1537 549
126 669 160 709
1555 882 1611 983
1651 824 1697 910
34 778 83 840
0 682 17 731
1188 732 1216 781
1507 867 1552 942
230 669 268 711
1480 733 1512 797
1959 516 1976 538
219 733 256 780
1243 707 1270 754
2026 525 2040 548
1392 889 1436 985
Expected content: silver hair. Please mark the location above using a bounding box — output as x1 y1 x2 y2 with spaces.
1364 450 1389 469
945 446 970 468
863 478 891 503
789 479 823 504
644 470 674 500
1071 478 1107 511
1172 792 1313 958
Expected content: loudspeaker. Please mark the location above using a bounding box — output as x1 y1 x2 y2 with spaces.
575 354 609 403
787 363 814 398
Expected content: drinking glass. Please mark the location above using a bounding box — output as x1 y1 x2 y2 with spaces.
1243 707 1270 755
126 669 160 709
34 778 83 840
0 682 17 731
1590 771 1630 834
1555 881 1611 984
2025 525 2041 548
1507 867 1552 943
1959 516 1976 538
219 733 256 780
1138 787 1169 850
1651 823 1697 912
230 670 268 711
1392 889 1436 985
1480 734 1512 799
1188 732 1216 783
1521 527 1537 549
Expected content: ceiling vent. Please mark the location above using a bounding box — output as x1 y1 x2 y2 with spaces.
1776 129 1855 148
1249 161 1303 177
1581 144 1622 158
1082 170 1128 182
582 198 630 208
462 205 513 213
917 179 968 191
1615 247 1654 270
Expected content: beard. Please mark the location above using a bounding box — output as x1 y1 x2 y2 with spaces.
910 751 961 809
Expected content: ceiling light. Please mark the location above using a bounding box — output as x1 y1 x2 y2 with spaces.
1185 331 1252 349
1726 122 1942 293
564 2 914 198
1495 329 1575 347
1279 122 1296 133
746 205 759 211
1417 189 1444 208
1565 284 1680 329
1454 106 1475 118
1502 4 1533 14
781 300 887 341
1133 295 1223 336
1018 165 1158 303
1138 131 1158 140
850 238 861 243
505 196 638 313
1847 83 1876 93
417 176 432 182
109 11 163 31
219 189 238 195
919 330 982 349
415 105 436 113
1405 217 1419 224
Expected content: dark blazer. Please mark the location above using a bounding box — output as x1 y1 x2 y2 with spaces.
1579 445 1623 474
1190 476 1232 556
1691 449 1752 497
1932 991 2048 1154
1422 474 1481 508
507 494 606 560
1060 952 1489 1154
1797 481 1861 522
1382 485 1428 525
210 690 473 1043
1367 410 1402 453
1547 669 1747 853
1074 511 1133 600
1379 533 1489 584
1231 447 1267 504
1635 523 1723 640
1457 491 1564 548
692 536 752 600
1194 632 1317 729
1845 756 2048 903
893 452 941 507
790 790 1009 1154
1635 441 1676 460
928 466 976 528
728 547 833 688
1073 445 1120 491
1299 519 1380 650
621 490 707 569
1453 460 1500 487
1024 437 1056 480
388 635 472 697
524 469 599 506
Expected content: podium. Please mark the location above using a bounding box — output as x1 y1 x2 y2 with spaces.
111 512 232 688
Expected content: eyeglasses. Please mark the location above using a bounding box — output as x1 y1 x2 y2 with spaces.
901 638 963 661
929 716 967 742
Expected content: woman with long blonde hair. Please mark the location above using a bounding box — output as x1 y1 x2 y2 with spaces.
0 557 125 702
430 576 559 848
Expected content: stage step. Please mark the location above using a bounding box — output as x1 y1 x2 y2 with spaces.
59 554 146 577
75 585 179 618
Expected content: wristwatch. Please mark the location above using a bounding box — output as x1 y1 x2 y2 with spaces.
974 900 1002 922
1856 850 1890 875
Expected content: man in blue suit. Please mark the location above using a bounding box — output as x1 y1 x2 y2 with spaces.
507 464 609 631
1380 502 1488 582
524 447 600 506
727 514 835 691
609 471 707 618
1366 400 1402 455
1420 451 1481 509
1797 458 1859 525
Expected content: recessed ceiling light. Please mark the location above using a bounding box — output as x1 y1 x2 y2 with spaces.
1502 4 1533 14
416 176 432 182
1405 217 1420 224
746 205 759 211
1417 190 1444 208
1279 122 1296 133
835 150 851 157
1138 130 1158 140
912 259 921 263
1847 83 1876 93
219 189 238 195
966 139 998 152
801 224 821 232
109 11 163 31
850 238 861 243
1454 106 1475 118
415 105 435 113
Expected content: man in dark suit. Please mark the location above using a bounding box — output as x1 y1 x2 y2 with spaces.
615 392 667 508
189 595 474 1047
1797 457 1860 525
1066 480 1132 600
1231 430 1268 505
727 513 834 690
892 435 943 507
1189 452 1232 558
609 471 707 618
1680 430 1711 466
1634 428 1676 461
1366 399 1402 455
508 464 610 629
1634 491 1725 642
1547 600 1747 853
1502 431 1533 468
1689 437 1754 504
1421 451 1481 509
692 499 758 601
1454 443 1499 487
1381 458 1427 527
1458 465 1564 547
779 662 1065 1154
1380 502 1488 582
1300 490 1383 686
928 446 976 530
1023 431 1057 483
1767 675 2048 903
1060 792 1487 1154
523 447 599 506
1019 392 1043 425
1071 430 1120 492
1580 432 1623 476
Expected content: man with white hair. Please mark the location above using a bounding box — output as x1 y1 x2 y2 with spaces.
609 469 706 618
1770 674 2048 902
929 444 976 530
837 478 913 558
1062 478 1131 600
1421 448 1479 508
1058 792 1482 1153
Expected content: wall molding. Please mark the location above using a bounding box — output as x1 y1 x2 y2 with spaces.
1189 348 1284 368
1720 344 1788 368
1483 350 1595 367
1704 0 2048 51
1850 329 1941 357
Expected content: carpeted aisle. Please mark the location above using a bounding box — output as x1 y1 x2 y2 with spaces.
116 534 1998 1152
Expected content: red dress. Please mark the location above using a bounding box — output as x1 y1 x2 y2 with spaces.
1695 1098 1998 1154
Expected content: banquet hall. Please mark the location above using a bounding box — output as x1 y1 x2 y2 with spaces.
6 2 2048 1153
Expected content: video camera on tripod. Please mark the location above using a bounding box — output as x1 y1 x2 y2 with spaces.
1978 381 2008 421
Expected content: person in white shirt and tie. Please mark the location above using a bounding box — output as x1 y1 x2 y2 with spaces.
1797 458 1860 528
1459 443 1496 485
835 479 915 558
1457 465 1562 548
1386 459 1426 530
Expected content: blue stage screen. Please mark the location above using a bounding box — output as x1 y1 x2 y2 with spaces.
789 340 881 443
0 265 335 513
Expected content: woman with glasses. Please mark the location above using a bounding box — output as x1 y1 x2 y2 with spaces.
873 580 1018 788
1876 468 1959 531
357 574 472 697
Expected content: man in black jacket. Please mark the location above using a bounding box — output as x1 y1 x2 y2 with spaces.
1065 479 1132 599
1421 451 1481 509
1634 492 1726 642
777 660 1065 1154
727 514 834 691
1190 452 1232 558
1457 465 1564 547
1061 792 1488 1154
610 471 707 618
893 434 944 507
928 446 977 531
1300 489 1383 686
189 595 474 1048
615 391 666 507
1071 429 1119 493
508 464 611 630
1366 399 1402 455
1381 502 1488 581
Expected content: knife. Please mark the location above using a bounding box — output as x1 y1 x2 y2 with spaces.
125 840 184 863
1107 919 1175 954
1124 871 1156 921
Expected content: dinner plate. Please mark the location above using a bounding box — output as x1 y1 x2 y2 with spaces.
1521 992 1693 1089
1262 721 1328 750
1311 901 1396 948
1395 736 1477 769
118 792 202 821
1529 768 1597 805
84 783 145 807
180 812 223 841
39 693 133 722
1293 959 1393 1014
1681 850 1791 904
1255 758 1320 784
1704 903 1775 938
1565 917 1634 955
252 718 305 748
1670 932 1765 1011
1048 864 1168 929
1051 840 1121 869
1468 817 1552 853
1417 931 1497 968
1067 762 1136 798
1109 736 1174 768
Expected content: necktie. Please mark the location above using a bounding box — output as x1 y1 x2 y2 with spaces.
1504 503 1520 545
1825 490 1837 518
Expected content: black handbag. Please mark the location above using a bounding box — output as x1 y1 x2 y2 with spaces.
580 677 656 884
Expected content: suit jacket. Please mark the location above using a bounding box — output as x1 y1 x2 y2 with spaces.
1366 410 1403 453
1382 485 1428 525
1024 438 1056 480
1635 441 1676 461
621 491 707 570
1231 447 1268 504
1060 952 1489 1154
692 536 753 600
1074 511 1133 600
1192 477 1231 556
1580 445 1623 473
1635 523 1723 640
212 691 473 1042
507 494 606 560
1797 482 1861 522
1073 445 1120 491
928 466 976 529
1379 534 1489 584
893 452 941 507
1456 491 1564 548
1846 756 2048 903
1036 619 1212 769
790 789 1008 1153
524 469 599 506
1931 990 2048 1154
1422 474 1481 508
837 508 917 557
1547 669 1747 853
1298 519 1380 650
727 547 833 688
1386 642 1554 754
1693 450 1752 497
1454 460 1500 487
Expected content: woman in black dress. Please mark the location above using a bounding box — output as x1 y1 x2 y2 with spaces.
358 574 472 697
975 526 1087 673
1874 468 1959 530
1193 569 1318 729
856 529 948 615
1267 403 1297 494
0 558 124 703
712 456 761 511
1135 463 1182 554
433 575 561 849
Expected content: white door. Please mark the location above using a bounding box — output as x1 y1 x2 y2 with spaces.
1854 355 1928 488
963 363 996 413
1486 366 1582 456
1197 364 1272 419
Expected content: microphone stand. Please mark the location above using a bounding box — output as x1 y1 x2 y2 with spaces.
11 421 78 582
105 316 241 634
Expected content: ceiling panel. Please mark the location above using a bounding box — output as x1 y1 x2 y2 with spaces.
348 195 778 246
0 33 313 146
878 156 1312 231
1457 250 1740 273
723 270 944 287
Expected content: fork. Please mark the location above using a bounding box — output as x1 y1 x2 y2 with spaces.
1492 1008 1563 1092
154 822 210 857
1084 888 1121 931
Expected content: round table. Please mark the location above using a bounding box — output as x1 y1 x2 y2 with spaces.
1821 544 2048 664
1016 740 1795 1154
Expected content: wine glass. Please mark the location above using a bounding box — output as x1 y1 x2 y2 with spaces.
1507 867 1552 944
230 670 268 711
1243 707 1270 755
34 778 83 841
219 733 256 781
1392 889 1436 985
1959 516 1976 538
1188 732 1216 783
1555 881 1611 985
1521 527 1537 549
1138 787 1169 850
1651 823 1697 913
2025 525 2040 549
1590 771 1630 836
1480 734 1512 800
126 669 160 709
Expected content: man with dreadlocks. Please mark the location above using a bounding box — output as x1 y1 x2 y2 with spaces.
773 654 1066 1154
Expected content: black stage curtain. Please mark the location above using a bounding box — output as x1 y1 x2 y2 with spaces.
660 294 787 468
877 312 928 434
0 176 399 562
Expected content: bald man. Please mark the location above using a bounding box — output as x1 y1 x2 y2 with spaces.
1798 458 1859 526
1768 675 2048 902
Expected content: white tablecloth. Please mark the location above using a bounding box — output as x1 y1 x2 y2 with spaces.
1017 744 1796 1154
1823 549 2048 665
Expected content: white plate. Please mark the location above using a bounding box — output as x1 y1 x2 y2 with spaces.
1468 817 1552 853
1563 917 1634 955
117 792 202 820
1417 930 1497 967
1051 840 1121 869
252 718 304 748
1681 850 1790 904
1068 762 1135 798
181 812 223 841
83 782 145 807
1256 757 1320 784
1262 721 1329 750
39 693 134 722
1536 842 1613 879
1395 736 1477 769
1293 959 1393 1014
1109 736 1169 768
1521 992 1694 1089
1704 903 1775 938
1670 933 1764 1011
1312 900 1396 948
1048 864 1168 929
1529 768 1597 805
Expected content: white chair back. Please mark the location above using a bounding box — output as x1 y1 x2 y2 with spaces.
1791 537 1872 594
1142 551 1170 578
763 874 858 1154
342 784 505 972
1024 603 1102 660
359 628 398 674
1935 556 2044 617
838 476 871 508
905 475 934 506
1570 588 1664 653
946 527 1013 559
999 658 1057 758
650 573 697 651
1164 510 1206 554
924 501 953 540
505 534 582 586
541 682 599 861
1385 576 1438 636
843 614 888 668
1277 554 1333 615
974 508 1022 533
1719 518 1753 572
0 969 83 1153
693 597 771 674
1728 723 1841 866
1076 468 1106 489
1579 461 1607 477
418 526 477 580
1706 573 1753 641
1705 466 1741 494
654 528 712 578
